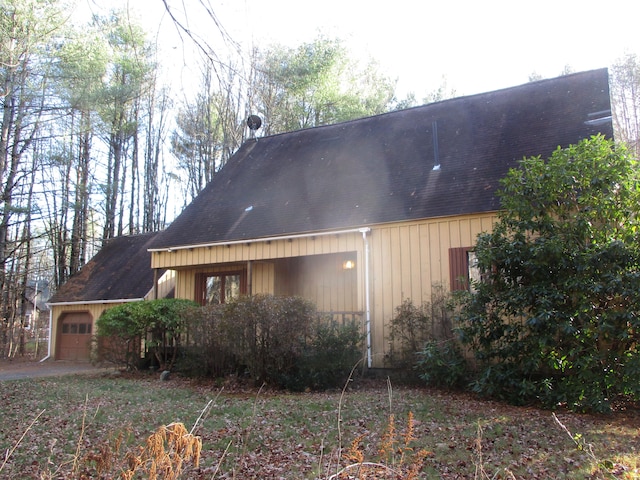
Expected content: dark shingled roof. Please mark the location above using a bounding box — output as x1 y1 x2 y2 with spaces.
150 69 612 250
48 232 163 303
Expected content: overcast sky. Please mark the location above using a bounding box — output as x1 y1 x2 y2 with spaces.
80 0 637 99
218 0 638 97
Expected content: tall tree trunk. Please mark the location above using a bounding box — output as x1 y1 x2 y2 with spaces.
17 155 36 356
117 144 127 237
70 114 91 274
143 87 170 232
143 100 159 232
104 119 124 242
128 101 140 235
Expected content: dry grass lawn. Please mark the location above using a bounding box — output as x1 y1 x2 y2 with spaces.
0 369 639 479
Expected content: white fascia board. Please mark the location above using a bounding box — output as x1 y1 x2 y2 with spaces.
148 227 371 253
46 298 144 308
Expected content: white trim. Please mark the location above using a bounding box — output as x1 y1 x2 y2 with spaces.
359 228 373 368
148 227 369 253
46 309 52 359
47 298 144 308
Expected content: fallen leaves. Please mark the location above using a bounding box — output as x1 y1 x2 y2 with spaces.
0 373 638 479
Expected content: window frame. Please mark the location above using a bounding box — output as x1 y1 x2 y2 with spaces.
195 270 246 305
448 246 481 292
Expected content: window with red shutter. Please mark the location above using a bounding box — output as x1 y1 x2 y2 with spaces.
449 246 475 291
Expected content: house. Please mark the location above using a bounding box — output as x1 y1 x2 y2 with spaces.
46 232 175 361
46 69 613 366
147 68 613 369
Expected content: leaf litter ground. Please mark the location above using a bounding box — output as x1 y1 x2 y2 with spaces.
0 371 638 479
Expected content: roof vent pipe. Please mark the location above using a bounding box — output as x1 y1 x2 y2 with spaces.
432 120 440 171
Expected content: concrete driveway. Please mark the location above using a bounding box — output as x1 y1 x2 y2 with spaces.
0 359 114 381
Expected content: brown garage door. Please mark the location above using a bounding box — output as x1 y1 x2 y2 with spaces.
57 312 93 361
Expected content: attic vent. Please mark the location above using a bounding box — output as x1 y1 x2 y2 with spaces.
584 110 612 126
432 120 441 171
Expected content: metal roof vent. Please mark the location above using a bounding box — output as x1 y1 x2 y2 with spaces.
584 109 612 126
432 121 441 171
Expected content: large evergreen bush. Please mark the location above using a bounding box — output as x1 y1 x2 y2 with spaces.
459 136 640 412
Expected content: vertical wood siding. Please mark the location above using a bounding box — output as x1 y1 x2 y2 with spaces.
367 214 496 365
252 262 275 294
151 214 496 367
175 253 357 313
289 254 358 312
148 270 175 300
151 232 362 269
50 303 116 359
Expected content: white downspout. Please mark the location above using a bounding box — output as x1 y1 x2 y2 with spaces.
40 310 53 362
359 227 372 368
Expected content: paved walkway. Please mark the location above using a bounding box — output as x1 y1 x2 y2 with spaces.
0 359 115 381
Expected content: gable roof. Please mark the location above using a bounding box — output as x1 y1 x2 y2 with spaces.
150 69 612 250
48 232 163 304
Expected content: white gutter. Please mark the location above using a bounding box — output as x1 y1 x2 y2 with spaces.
148 227 369 253
46 298 144 308
359 227 372 368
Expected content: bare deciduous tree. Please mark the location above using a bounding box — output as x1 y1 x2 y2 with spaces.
611 53 640 160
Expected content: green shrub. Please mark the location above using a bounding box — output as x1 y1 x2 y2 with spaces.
387 285 455 375
174 304 237 378
415 339 467 389
458 137 640 412
175 296 364 390
97 298 199 370
93 302 143 369
219 294 316 386
387 299 431 370
283 321 364 391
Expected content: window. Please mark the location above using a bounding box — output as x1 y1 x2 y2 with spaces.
61 322 92 334
467 250 481 293
197 271 245 305
449 247 481 291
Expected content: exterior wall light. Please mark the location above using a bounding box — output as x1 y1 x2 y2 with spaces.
343 260 355 270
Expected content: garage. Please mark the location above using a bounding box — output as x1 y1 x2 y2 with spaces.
57 312 93 361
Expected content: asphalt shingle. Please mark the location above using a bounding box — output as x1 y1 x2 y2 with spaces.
151 69 613 250
48 232 163 303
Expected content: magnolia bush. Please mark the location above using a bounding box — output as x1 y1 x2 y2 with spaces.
459 136 640 412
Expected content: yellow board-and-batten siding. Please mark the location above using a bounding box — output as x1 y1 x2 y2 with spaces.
48 270 175 360
368 215 496 364
151 213 496 368
48 302 119 360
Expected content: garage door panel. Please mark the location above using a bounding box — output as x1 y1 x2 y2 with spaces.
57 312 93 361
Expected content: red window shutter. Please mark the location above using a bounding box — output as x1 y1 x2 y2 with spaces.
449 247 472 291
195 274 206 306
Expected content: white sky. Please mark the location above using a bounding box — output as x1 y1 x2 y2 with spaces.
220 0 639 98
72 0 638 221
79 0 639 101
